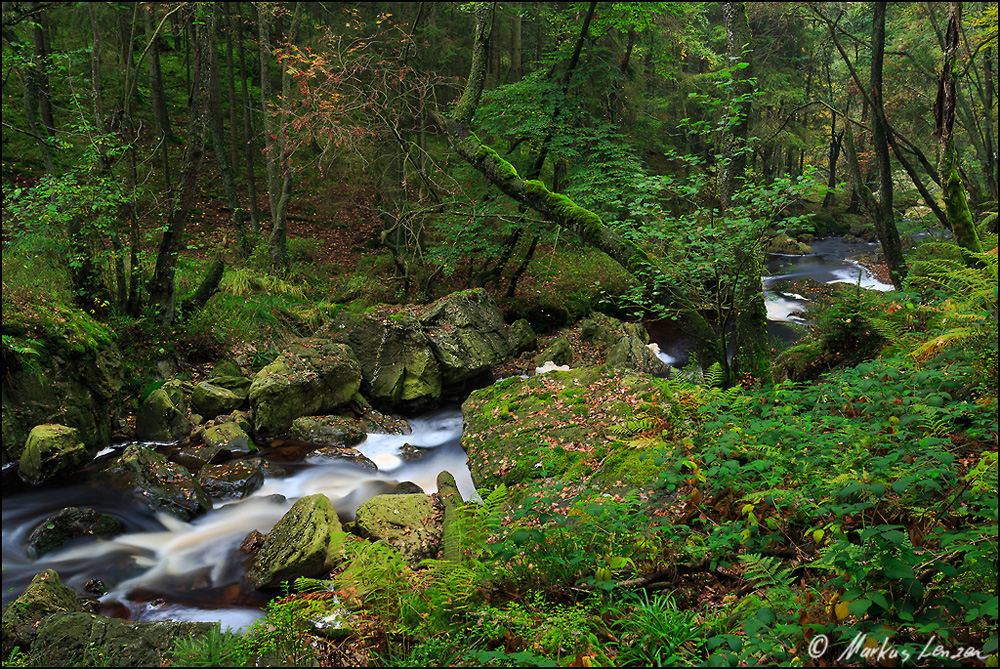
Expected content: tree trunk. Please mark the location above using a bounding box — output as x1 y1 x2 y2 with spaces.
239 3 262 236
207 8 251 258
935 1 985 261
721 1 771 386
268 1 302 273
148 8 211 326
869 2 907 289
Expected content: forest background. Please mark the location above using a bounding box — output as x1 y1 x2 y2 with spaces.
1 1 998 667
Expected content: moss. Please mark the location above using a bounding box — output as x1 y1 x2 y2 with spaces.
523 179 604 238
475 144 521 182
596 437 669 487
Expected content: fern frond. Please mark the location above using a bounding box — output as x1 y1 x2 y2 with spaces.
703 362 725 389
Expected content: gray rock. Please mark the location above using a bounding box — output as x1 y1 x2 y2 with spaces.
533 337 574 367
333 313 442 414
196 458 266 499
419 288 514 386
191 381 244 418
1 335 122 466
202 421 255 454
606 337 668 376
28 612 216 668
290 416 367 447
135 380 191 442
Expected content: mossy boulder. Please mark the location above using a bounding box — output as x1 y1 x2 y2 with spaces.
418 288 515 387
1 314 122 466
105 444 212 521
249 338 362 437
135 380 191 442
461 366 674 490
532 337 574 367
606 337 669 377
509 318 537 355
247 493 346 589
196 458 267 500
290 416 367 447
766 236 815 255
353 493 441 566
202 421 255 454
191 381 245 418
27 613 216 668
2 569 84 658
332 312 442 414
25 507 124 559
19 424 90 485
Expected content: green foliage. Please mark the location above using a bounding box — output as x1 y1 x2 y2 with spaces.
169 625 244 667
611 591 709 666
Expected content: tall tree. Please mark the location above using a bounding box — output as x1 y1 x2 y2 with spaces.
935 1 985 260
721 1 771 385
148 4 212 325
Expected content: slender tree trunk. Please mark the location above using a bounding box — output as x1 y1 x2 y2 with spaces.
224 4 240 178
239 3 262 236
30 2 55 134
149 8 211 325
268 2 302 273
207 8 250 258
721 1 771 386
870 2 907 289
935 1 985 261
510 3 522 82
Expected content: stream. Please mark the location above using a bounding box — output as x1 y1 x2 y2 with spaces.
1 236 896 630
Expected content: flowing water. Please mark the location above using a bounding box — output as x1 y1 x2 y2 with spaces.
1 236 896 629
2 409 471 630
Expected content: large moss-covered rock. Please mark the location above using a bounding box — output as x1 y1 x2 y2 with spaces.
2 569 84 658
766 236 814 255
354 493 441 566
461 366 674 490
247 493 346 589
105 444 212 521
25 507 123 559
2 331 122 466
27 613 216 668
191 381 244 418
202 420 255 454
249 338 362 437
19 424 90 485
333 313 442 414
418 288 514 386
135 380 191 442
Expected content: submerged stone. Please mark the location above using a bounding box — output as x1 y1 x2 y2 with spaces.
25 507 123 559
106 444 212 521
